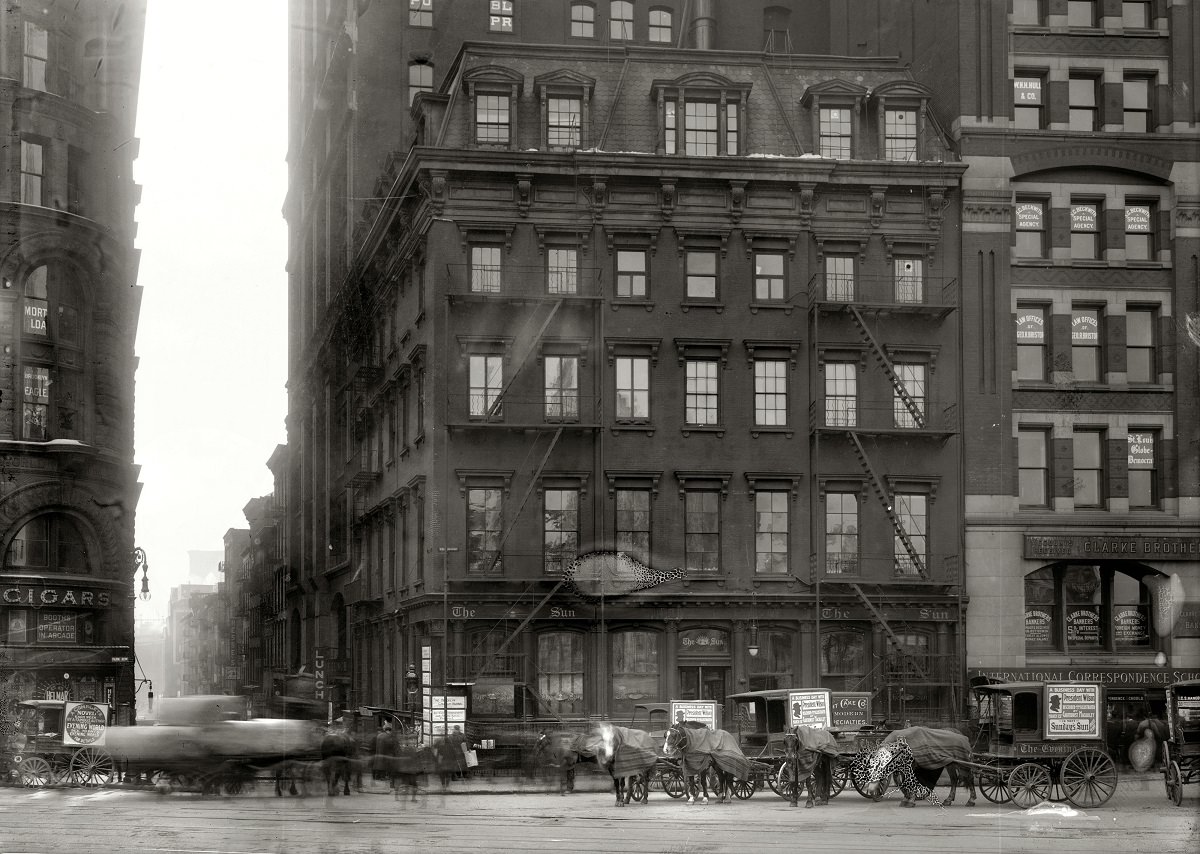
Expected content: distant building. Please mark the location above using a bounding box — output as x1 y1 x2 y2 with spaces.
0 1 147 726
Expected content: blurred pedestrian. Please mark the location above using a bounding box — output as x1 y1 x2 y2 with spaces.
374 723 396 785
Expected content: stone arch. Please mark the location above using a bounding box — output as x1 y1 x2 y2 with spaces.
0 482 126 580
1011 145 1172 182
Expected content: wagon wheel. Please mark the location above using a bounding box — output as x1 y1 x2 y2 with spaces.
774 761 799 801
704 766 724 798
731 778 755 800
1059 748 1117 808
976 760 1012 804
766 760 785 796
849 757 889 800
660 767 686 799
629 773 649 803
1165 761 1183 807
1006 762 1052 808
1161 744 1173 801
69 747 115 787
829 759 848 797
18 756 55 787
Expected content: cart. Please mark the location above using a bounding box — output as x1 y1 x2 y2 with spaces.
7 699 117 787
729 689 875 800
1162 679 1200 806
969 682 1118 808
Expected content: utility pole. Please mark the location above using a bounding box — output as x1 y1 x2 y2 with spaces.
437 547 459 689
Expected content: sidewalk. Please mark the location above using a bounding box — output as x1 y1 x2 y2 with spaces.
357 768 615 796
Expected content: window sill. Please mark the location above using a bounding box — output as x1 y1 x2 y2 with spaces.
749 301 796 315
681 301 725 313
750 426 794 439
681 425 724 438
611 423 655 436
611 299 655 312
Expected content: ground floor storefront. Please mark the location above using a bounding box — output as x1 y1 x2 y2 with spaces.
351 589 968 734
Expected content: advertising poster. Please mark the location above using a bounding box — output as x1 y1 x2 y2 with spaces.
670 700 718 729
1044 684 1101 739
788 689 832 729
63 702 109 747
829 692 871 730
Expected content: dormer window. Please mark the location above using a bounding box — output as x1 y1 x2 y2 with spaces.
802 79 868 160
653 73 751 157
535 70 596 151
873 81 932 162
464 66 524 149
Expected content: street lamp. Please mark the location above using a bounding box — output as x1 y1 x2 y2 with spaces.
133 547 150 600
404 663 418 712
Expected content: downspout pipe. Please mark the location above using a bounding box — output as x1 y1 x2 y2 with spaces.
692 0 715 50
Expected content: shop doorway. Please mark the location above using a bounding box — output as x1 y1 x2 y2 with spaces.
678 665 729 707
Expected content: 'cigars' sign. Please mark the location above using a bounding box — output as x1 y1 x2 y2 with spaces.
2 586 112 607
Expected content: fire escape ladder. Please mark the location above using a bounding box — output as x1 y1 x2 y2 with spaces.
848 583 928 682
481 425 565 577
470 578 567 684
484 297 564 421
848 305 924 428
845 431 928 579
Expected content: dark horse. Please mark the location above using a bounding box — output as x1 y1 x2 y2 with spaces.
662 722 750 805
859 727 976 808
588 723 658 806
781 726 837 808
321 729 357 796
533 730 587 795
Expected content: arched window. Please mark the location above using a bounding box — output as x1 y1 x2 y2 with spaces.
570 1 595 38
610 629 658 716
537 631 584 716
820 628 868 692
18 263 85 441
5 513 90 573
408 61 433 106
610 1 633 40
1024 564 1157 653
747 629 793 691
649 7 673 43
763 5 792 52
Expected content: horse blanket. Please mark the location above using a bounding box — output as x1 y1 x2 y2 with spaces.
586 726 658 779
880 726 971 769
678 726 751 781
791 726 841 757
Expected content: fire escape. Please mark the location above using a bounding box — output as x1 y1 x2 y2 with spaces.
809 261 963 725
444 252 602 718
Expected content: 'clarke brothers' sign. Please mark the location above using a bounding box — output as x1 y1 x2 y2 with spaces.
1025 535 1200 561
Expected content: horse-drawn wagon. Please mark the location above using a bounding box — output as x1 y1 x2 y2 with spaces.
968 681 1118 808
6 695 331 794
1162 678 1200 806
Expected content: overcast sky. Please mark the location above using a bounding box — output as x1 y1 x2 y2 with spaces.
132 3 289 619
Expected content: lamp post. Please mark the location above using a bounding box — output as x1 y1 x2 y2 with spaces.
437 547 459 687
133 547 150 600
404 663 418 716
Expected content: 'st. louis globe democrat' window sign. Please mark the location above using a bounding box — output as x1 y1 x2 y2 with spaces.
63 702 109 747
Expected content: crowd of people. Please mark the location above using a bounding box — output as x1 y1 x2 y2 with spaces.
349 721 472 801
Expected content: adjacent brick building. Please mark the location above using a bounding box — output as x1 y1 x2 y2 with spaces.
0 1 146 728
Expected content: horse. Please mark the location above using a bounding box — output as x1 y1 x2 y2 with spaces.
588 722 658 806
533 730 588 795
781 726 839 808
662 722 751 805
321 729 357 796
858 726 976 808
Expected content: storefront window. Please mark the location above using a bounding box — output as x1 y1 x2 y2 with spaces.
747 629 792 691
610 630 658 716
537 631 584 717
820 629 867 692
1023 565 1161 655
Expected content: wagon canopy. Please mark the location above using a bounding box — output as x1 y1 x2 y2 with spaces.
880 726 971 769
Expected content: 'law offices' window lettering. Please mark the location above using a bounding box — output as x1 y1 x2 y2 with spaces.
24 301 48 335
